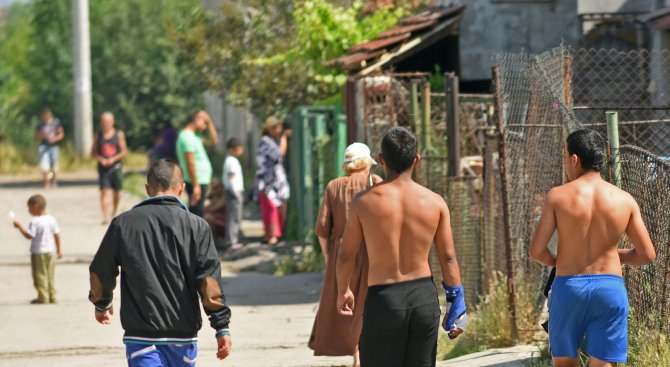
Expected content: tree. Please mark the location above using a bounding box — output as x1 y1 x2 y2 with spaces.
173 0 420 118
0 0 207 149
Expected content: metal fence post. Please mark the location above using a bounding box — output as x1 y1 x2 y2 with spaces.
606 111 621 187
421 82 431 153
492 66 520 343
446 72 460 177
410 80 420 133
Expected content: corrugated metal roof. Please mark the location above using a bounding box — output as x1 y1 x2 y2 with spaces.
350 34 411 52
377 20 437 39
327 5 465 71
326 50 386 69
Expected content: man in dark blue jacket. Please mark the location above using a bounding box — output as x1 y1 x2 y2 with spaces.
89 159 232 366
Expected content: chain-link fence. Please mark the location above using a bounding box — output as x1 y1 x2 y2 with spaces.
492 46 670 342
618 145 670 334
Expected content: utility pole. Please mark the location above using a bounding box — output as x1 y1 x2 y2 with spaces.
72 0 93 156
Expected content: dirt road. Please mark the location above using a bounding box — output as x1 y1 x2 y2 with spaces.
0 173 536 366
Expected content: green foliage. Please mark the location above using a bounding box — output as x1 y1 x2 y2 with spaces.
174 0 417 119
274 245 325 276
0 0 206 151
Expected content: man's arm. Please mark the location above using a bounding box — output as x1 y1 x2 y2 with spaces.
620 200 656 265
108 131 128 164
91 134 104 163
184 152 200 204
203 113 218 146
195 222 232 360
529 190 558 267
336 201 363 316
52 126 65 144
434 202 462 287
434 199 467 338
89 220 120 324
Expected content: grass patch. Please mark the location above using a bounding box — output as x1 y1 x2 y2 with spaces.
123 172 147 199
273 245 325 275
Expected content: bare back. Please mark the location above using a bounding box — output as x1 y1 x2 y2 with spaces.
551 176 633 276
353 178 444 286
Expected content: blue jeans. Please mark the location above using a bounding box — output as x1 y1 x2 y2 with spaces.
126 343 198 367
38 144 59 172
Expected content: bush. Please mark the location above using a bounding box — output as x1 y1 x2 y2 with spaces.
274 245 325 276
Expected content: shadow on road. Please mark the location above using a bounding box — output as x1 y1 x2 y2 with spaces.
0 179 98 189
222 272 323 306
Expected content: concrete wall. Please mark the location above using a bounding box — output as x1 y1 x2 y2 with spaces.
458 0 580 81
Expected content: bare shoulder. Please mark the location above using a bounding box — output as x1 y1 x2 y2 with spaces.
413 182 447 209
605 181 637 208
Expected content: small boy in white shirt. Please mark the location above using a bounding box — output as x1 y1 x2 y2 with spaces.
223 137 245 250
13 194 62 304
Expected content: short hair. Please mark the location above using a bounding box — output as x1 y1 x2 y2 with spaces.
566 129 606 171
187 110 202 125
41 107 52 114
100 111 114 120
27 194 46 209
227 137 243 150
147 159 183 192
381 127 418 173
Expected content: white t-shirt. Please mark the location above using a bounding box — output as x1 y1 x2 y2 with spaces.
28 214 60 254
223 156 244 193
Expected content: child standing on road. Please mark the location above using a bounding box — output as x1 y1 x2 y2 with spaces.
13 194 62 304
223 137 245 251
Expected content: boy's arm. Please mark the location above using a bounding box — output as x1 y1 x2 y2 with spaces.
620 200 656 265
529 190 558 267
54 233 62 259
13 221 33 240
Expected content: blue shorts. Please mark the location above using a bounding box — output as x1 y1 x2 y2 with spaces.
549 274 629 363
126 343 198 367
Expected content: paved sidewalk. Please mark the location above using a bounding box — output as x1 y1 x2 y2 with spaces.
0 173 538 366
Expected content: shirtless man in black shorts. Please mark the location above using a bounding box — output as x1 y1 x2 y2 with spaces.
336 127 467 367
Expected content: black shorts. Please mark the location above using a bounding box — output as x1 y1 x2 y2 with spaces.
98 163 123 191
360 277 440 367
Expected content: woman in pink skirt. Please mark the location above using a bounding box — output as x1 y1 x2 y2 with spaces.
255 116 291 245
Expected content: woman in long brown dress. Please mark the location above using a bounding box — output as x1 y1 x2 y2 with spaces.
309 143 381 367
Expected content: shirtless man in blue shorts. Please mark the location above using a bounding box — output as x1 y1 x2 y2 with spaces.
530 129 656 366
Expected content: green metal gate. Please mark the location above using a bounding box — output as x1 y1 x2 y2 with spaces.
287 106 347 246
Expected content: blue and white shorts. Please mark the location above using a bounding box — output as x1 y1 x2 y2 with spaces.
126 343 198 367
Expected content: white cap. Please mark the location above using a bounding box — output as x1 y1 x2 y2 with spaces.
343 142 377 164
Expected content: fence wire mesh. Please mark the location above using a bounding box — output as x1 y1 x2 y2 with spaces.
361 73 428 157
493 46 670 340
618 145 670 334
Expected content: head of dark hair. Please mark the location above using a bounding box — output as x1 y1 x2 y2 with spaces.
186 110 201 126
147 159 183 192
381 127 418 173
27 194 46 209
566 129 605 171
42 107 52 114
227 137 242 150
